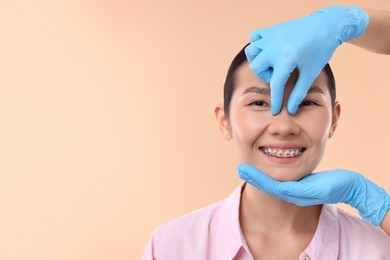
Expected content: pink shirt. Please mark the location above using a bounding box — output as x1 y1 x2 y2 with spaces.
143 182 390 259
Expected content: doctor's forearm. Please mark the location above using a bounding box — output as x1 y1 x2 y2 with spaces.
348 9 390 54
380 209 390 237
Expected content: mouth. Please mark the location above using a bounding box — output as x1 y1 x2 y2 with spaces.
259 146 306 158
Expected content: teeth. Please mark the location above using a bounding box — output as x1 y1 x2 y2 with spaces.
260 148 303 158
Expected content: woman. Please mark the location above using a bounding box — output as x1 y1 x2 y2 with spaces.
240 5 390 238
142 45 390 259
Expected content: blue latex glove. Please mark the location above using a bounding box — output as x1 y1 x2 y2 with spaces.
238 164 390 226
245 5 369 114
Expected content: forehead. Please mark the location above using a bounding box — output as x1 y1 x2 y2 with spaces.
234 62 330 98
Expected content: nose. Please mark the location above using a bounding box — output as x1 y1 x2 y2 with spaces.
267 108 301 137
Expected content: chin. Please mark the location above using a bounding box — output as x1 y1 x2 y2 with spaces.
261 167 310 182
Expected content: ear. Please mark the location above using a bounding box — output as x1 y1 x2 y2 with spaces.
214 104 232 140
328 101 341 138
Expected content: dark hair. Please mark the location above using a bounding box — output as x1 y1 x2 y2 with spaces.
223 44 336 117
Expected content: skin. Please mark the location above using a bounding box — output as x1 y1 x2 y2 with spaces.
216 64 340 182
381 211 390 237
215 62 341 259
349 9 390 54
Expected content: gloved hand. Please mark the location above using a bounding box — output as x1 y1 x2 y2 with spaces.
245 5 369 115
237 164 390 226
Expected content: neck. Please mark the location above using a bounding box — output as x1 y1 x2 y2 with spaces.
239 182 322 234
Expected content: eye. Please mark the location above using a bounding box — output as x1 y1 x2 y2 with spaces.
249 100 269 107
299 100 319 107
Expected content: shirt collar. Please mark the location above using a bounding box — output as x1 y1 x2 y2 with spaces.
216 181 249 260
302 204 340 259
215 182 341 260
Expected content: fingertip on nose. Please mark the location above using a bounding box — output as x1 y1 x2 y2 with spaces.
271 104 282 115
287 102 299 115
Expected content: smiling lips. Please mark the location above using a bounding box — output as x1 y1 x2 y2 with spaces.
259 146 306 158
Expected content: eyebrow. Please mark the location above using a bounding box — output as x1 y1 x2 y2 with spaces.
241 86 270 96
307 85 325 95
241 85 325 96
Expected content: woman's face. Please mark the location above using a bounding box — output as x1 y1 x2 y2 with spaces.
215 62 341 181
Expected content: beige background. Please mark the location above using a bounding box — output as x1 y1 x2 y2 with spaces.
1 1 390 259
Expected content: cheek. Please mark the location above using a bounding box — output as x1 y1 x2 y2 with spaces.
230 109 270 145
299 110 332 144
